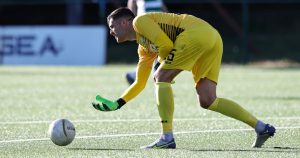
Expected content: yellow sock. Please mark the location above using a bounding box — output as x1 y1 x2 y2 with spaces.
208 98 257 128
155 82 174 133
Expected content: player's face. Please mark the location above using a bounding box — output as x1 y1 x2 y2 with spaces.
108 18 130 43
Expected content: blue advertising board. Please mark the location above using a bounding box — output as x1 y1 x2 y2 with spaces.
0 26 107 65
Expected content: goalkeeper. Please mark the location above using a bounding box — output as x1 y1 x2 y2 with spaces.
92 7 276 149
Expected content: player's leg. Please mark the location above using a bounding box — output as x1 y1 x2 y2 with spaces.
141 68 181 149
125 70 136 85
196 79 276 147
196 78 259 127
142 27 224 149
126 58 159 85
193 32 275 148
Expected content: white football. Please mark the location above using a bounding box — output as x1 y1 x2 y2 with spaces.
48 119 76 146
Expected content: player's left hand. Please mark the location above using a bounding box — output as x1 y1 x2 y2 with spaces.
92 95 125 111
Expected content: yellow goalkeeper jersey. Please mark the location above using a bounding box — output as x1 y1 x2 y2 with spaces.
120 12 214 102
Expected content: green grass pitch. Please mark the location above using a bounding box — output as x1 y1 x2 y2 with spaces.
0 65 299 157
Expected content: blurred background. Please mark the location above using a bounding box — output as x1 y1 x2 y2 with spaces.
0 0 299 65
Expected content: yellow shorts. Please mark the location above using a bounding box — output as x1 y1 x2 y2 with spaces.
161 26 223 84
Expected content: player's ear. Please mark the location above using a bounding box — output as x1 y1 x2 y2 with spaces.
120 18 127 25
122 17 131 26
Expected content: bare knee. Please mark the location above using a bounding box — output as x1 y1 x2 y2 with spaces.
196 78 217 109
154 68 182 82
199 96 216 109
154 72 171 82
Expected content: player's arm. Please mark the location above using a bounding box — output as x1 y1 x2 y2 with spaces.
120 46 156 102
92 46 156 111
133 14 173 60
127 0 137 15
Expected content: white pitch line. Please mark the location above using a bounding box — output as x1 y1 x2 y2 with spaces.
0 138 49 143
0 116 299 125
0 126 299 144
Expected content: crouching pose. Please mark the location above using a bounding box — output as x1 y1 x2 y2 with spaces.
92 7 276 149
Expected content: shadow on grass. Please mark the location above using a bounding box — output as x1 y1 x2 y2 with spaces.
273 146 300 150
68 147 135 151
187 146 300 153
68 146 300 153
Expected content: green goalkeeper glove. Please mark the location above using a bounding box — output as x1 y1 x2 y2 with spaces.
92 95 126 111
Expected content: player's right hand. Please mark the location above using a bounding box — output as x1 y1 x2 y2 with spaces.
92 95 126 112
